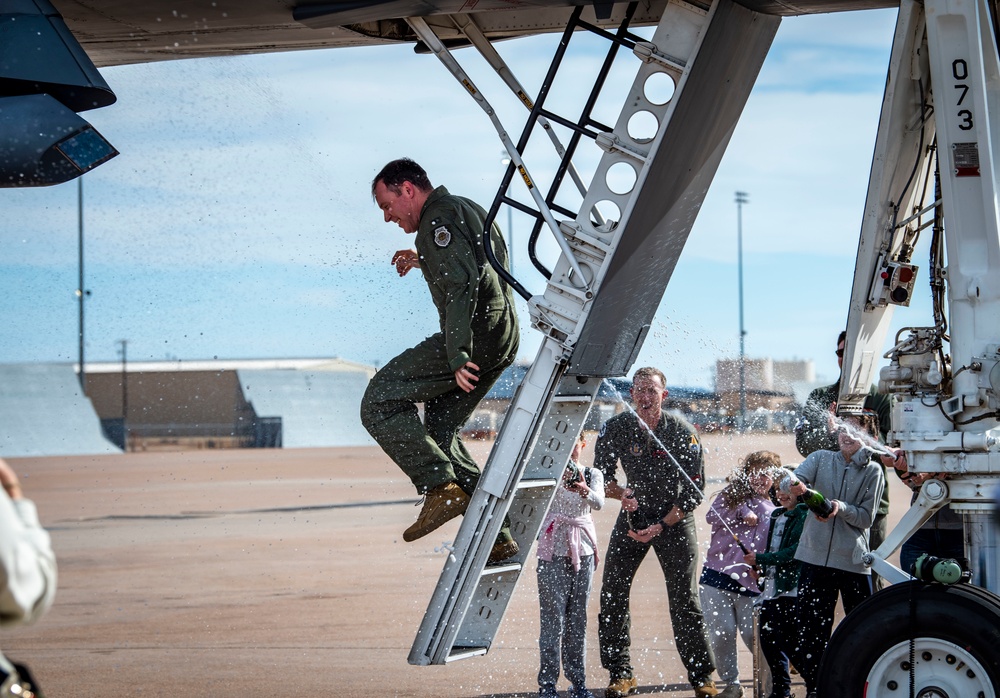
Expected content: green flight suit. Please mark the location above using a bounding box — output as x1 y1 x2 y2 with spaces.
594 409 717 687
361 186 520 501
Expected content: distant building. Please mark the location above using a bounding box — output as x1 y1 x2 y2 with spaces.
714 357 814 431
83 357 376 451
772 359 817 391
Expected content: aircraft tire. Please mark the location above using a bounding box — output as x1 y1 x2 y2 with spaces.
817 581 1000 698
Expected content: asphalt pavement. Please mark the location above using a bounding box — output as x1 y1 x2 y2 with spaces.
5 433 904 697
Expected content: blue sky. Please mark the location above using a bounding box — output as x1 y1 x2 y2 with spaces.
0 7 928 388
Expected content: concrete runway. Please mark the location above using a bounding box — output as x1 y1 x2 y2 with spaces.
4 433 909 697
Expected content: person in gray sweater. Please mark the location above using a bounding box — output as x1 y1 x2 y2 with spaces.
787 412 884 698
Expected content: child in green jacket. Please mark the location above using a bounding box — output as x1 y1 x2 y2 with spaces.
743 476 807 698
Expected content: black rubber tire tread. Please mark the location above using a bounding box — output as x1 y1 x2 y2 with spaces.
817 581 1000 697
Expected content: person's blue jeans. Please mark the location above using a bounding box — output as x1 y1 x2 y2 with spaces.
900 527 965 575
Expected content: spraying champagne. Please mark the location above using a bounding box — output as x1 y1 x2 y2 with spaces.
781 474 834 518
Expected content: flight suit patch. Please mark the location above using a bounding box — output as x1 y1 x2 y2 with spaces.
433 226 451 247
689 435 701 454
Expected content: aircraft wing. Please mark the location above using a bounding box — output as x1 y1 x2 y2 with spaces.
57 0 664 68
3 0 898 187
54 0 900 68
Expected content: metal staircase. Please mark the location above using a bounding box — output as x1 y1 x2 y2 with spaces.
407 0 781 665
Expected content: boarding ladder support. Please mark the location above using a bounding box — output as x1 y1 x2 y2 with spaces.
407 0 781 665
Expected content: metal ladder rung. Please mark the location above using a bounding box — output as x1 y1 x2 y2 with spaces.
481 561 521 575
550 395 594 404
516 478 559 489
446 647 488 662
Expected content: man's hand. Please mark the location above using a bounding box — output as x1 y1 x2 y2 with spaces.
661 505 685 527
620 487 638 512
881 447 907 472
605 482 638 511
825 401 839 434
627 523 663 543
0 458 23 500
391 249 420 277
455 361 480 393
898 469 948 491
743 551 757 566
816 499 840 522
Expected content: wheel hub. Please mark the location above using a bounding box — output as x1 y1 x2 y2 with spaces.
865 638 994 698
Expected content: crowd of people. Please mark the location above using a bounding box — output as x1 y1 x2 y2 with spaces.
528 366 894 698
358 159 914 698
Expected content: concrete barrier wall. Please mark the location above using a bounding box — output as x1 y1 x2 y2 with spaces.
0 363 120 457
238 369 374 448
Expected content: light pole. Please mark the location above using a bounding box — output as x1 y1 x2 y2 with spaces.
77 177 85 392
118 339 128 451
735 191 749 432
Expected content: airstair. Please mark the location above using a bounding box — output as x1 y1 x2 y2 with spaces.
406 0 781 665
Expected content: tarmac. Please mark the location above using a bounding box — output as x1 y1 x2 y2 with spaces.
4 433 909 697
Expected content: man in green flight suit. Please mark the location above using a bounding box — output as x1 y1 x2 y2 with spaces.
795 330 892 588
361 158 520 563
596 367 719 698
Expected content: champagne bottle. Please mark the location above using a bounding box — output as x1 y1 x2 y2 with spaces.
781 475 835 517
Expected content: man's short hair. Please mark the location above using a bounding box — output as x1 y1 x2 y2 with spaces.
837 330 847 346
372 158 433 198
632 366 666 387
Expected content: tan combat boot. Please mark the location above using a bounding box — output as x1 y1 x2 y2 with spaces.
606 676 638 698
487 538 519 565
403 482 469 541
694 679 720 697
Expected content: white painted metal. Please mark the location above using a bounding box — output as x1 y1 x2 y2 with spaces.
845 0 1000 593
841 0 934 412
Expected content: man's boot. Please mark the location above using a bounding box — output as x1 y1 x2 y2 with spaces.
487 538 519 565
403 482 469 542
606 675 638 698
693 679 720 697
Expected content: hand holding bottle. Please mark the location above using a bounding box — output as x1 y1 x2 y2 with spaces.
781 474 836 519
